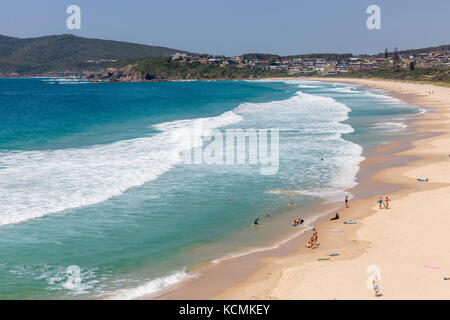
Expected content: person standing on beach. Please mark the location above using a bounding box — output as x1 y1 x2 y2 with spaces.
384 196 390 209
378 196 383 209
311 228 318 248
345 195 349 208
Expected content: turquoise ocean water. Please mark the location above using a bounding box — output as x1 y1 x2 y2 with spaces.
0 78 423 299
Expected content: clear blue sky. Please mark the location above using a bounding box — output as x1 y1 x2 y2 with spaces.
1 0 449 56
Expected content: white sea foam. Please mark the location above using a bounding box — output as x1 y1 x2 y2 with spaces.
236 89 364 202
372 121 408 132
109 269 196 300
0 111 243 226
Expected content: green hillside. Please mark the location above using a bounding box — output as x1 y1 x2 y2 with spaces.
0 34 188 75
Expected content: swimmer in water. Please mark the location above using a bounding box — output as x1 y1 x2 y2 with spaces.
228 199 232 204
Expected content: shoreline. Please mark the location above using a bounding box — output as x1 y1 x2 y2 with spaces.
213 78 450 300
138 78 447 300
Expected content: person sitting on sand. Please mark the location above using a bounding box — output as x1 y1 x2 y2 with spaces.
378 196 383 209
373 276 382 297
254 218 260 225
330 212 340 220
384 196 390 209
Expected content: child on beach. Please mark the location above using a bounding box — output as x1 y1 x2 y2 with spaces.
373 276 382 297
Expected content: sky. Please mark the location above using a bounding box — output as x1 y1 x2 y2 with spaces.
0 0 449 56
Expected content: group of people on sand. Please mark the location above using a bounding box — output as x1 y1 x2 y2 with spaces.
293 218 304 225
377 196 390 209
306 228 318 249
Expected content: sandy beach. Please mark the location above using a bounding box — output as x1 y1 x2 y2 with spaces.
208 78 450 300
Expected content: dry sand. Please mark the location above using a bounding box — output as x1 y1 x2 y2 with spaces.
215 79 450 300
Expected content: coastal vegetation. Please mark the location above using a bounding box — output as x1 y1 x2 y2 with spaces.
133 57 287 80
0 34 187 75
322 66 450 86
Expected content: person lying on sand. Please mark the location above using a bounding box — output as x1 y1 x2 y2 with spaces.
330 212 339 220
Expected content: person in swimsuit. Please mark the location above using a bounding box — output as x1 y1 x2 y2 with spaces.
373 276 382 297
378 196 384 209
330 212 340 220
384 196 390 209
345 195 349 208
288 201 293 207
228 199 232 204
311 228 318 248
254 217 260 225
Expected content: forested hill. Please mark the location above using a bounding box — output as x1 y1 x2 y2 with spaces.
0 34 189 75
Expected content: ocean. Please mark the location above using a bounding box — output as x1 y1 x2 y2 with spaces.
0 78 423 299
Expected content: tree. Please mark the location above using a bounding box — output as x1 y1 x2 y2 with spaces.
384 48 389 59
409 61 415 71
393 47 400 70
